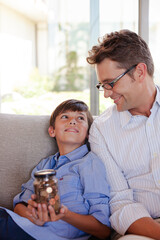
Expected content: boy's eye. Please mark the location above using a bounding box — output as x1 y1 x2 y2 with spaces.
61 115 68 119
78 116 85 120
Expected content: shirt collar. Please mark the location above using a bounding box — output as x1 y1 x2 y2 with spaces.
55 144 89 162
120 85 160 127
54 151 60 161
154 85 160 106
65 144 89 161
120 110 132 128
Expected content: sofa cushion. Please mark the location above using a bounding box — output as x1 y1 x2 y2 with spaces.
0 113 58 210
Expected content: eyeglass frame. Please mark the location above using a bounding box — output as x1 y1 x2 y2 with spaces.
96 64 137 91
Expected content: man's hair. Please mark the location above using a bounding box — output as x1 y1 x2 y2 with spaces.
86 29 154 77
50 99 93 133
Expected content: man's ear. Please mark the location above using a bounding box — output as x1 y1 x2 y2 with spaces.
48 126 56 137
135 63 147 83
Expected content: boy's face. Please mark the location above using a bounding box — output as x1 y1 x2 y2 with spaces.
49 111 89 150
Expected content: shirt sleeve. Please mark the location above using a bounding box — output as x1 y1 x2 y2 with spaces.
89 120 151 235
79 151 110 227
13 156 56 208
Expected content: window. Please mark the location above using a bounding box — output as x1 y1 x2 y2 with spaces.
0 0 90 115
149 0 160 85
0 0 156 116
99 0 138 113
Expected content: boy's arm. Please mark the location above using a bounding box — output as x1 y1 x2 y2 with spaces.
14 203 33 221
14 202 45 226
27 198 110 240
60 207 111 240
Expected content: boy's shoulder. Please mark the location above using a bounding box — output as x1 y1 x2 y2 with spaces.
35 153 56 170
78 150 107 179
82 150 105 168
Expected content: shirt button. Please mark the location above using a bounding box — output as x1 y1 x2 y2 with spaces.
153 153 157 157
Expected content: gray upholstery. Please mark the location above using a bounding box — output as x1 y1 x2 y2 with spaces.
0 113 58 210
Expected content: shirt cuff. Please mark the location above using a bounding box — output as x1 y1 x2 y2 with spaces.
90 204 111 227
110 203 151 235
13 189 32 208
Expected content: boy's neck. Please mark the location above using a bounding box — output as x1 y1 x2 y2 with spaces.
58 143 84 156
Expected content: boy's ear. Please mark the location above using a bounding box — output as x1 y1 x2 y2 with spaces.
48 126 56 137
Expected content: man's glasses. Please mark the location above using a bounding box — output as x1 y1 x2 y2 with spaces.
96 64 137 91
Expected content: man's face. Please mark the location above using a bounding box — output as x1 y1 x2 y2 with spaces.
95 58 140 112
52 110 88 149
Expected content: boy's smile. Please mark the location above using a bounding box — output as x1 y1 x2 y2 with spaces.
49 110 89 155
64 127 79 133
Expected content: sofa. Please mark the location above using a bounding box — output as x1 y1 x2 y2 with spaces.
0 113 58 210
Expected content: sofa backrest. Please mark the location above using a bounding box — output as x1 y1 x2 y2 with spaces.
0 113 58 210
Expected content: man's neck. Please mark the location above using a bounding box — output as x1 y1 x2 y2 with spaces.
129 108 151 117
129 85 157 117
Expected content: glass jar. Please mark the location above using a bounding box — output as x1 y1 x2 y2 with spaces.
34 169 60 214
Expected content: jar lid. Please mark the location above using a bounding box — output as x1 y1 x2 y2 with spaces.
34 169 56 178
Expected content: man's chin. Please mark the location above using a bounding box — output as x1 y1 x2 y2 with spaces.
116 104 123 112
116 104 126 112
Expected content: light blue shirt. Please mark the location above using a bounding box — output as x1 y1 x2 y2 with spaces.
7 144 110 240
89 86 160 235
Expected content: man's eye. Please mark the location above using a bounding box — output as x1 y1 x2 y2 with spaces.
105 79 113 84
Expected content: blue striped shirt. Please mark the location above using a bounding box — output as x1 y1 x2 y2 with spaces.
89 86 160 235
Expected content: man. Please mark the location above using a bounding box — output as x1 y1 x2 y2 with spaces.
87 29 160 240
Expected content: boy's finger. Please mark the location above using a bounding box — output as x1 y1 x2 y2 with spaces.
28 199 38 208
31 194 36 200
37 203 43 221
42 204 49 221
48 205 56 220
32 207 38 219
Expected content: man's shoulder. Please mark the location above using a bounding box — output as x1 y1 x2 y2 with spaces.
94 104 118 125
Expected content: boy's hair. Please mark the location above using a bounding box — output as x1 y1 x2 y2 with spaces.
50 99 93 133
86 29 154 77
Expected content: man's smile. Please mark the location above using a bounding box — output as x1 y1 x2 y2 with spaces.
112 96 122 104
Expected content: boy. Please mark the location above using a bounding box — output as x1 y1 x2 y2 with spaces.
1 99 110 240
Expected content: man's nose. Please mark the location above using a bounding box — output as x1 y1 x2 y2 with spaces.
104 89 113 98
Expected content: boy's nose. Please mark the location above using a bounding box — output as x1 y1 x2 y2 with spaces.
69 119 76 125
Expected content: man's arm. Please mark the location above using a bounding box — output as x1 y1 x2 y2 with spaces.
127 217 160 240
89 121 154 236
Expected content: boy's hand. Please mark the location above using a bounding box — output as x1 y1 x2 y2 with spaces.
27 194 68 225
48 204 68 221
27 194 44 225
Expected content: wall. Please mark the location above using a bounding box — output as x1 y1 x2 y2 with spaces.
0 3 36 95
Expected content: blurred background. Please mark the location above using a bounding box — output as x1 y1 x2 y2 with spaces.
0 0 159 115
